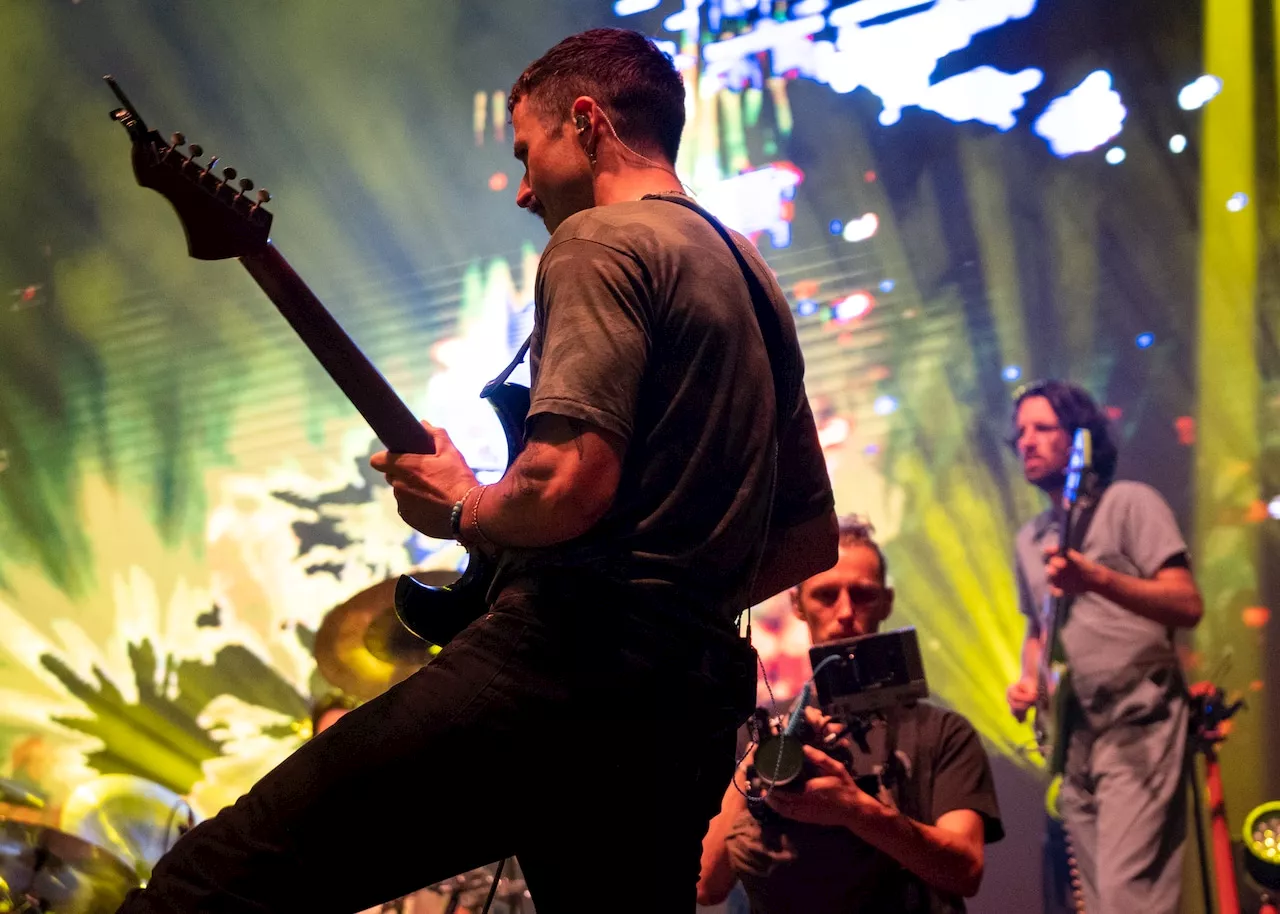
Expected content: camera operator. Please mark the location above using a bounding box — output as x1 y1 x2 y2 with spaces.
697 516 1004 913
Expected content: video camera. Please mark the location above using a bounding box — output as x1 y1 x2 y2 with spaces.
746 628 929 811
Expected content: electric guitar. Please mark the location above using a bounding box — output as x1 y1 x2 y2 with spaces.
105 77 525 647
1033 427 1093 780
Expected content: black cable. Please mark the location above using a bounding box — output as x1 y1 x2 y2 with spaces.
478 857 506 914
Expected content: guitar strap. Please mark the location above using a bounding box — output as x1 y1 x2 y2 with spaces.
641 194 796 629
481 195 792 725
482 196 794 433
482 194 797 612
640 193 797 432
480 336 530 399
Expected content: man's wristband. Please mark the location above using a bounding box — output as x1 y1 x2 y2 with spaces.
451 486 479 541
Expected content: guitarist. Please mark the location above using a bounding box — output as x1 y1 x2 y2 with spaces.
120 27 836 914
1004 380 1203 914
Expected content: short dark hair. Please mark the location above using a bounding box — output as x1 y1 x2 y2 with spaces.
837 514 888 586
1010 380 1119 484
309 691 360 737
508 28 686 163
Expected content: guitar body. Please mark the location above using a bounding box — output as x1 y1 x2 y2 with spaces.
395 381 530 646
1034 654 1074 779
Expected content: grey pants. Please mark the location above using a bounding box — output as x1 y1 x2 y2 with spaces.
1058 686 1189 914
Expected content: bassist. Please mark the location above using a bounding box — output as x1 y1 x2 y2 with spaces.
1004 380 1203 914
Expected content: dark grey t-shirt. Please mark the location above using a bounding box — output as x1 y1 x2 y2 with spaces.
493 198 833 615
1015 481 1189 720
727 701 1004 914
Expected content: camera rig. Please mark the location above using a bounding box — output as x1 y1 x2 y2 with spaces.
747 627 930 808
809 626 929 717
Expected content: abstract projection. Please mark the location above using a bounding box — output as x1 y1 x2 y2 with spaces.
0 0 1272 860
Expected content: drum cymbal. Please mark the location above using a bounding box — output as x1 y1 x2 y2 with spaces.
314 571 455 701
59 775 199 884
0 818 138 914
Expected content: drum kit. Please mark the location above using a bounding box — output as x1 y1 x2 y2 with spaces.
0 571 534 913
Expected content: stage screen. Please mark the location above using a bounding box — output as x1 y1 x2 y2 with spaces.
0 0 1273 843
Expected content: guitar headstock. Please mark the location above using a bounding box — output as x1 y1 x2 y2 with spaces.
105 76 272 261
1063 428 1093 507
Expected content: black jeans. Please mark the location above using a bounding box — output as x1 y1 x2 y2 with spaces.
118 573 754 913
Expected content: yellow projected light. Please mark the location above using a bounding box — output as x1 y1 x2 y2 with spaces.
1243 801 1280 889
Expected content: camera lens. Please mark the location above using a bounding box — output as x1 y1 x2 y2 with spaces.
754 734 807 788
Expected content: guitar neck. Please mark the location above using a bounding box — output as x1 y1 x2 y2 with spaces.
240 243 434 455
1041 500 1078 665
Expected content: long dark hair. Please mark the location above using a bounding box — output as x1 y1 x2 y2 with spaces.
1010 380 1119 485
507 28 686 163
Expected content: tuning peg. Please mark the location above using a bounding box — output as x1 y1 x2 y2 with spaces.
205 155 220 172
221 166 237 182
238 177 255 193
188 143 203 159
256 189 272 205
170 132 186 148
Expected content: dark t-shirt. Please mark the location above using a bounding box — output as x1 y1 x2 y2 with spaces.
492 197 833 616
727 701 1003 914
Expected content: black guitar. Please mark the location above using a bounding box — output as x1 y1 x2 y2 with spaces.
105 77 524 647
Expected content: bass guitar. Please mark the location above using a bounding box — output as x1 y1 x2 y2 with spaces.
105 77 523 647
1033 427 1093 781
